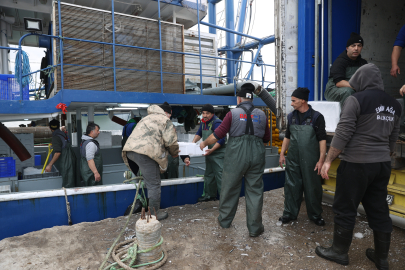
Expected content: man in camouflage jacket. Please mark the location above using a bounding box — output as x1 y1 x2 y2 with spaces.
122 102 179 220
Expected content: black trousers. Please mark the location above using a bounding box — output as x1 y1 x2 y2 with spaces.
333 160 392 233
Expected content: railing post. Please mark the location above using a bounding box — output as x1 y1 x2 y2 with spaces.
112 0 117 92
197 0 203 94
57 0 64 93
158 0 164 94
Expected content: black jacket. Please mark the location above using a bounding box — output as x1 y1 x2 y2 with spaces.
329 51 367 84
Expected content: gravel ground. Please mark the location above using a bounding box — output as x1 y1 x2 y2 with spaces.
0 187 404 270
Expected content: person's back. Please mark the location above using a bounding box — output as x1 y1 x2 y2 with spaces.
332 64 401 163
121 119 137 148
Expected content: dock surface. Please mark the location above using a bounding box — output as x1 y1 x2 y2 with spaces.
0 188 404 269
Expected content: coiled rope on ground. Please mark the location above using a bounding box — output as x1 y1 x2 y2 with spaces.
99 176 167 270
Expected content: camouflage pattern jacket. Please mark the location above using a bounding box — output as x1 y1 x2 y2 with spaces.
122 105 179 173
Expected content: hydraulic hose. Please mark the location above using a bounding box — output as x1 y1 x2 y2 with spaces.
254 86 277 114
0 122 32 161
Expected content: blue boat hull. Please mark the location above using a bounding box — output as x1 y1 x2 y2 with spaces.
0 171 285 240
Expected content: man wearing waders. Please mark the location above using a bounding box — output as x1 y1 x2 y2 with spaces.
278 88 327 226
317 64 401 269
45 119 77 187
122 102 179 220
80 123 103 186
325 32 367 107
192 103 226 202
200 83 270 237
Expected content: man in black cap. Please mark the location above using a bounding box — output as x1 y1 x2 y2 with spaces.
45 119 78 187
279 87 327 226
325 32 367 107
192 103 226 202
199 83 270 237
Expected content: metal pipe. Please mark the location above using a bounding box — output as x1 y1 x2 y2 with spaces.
203 80 255 95
320 0 325 101
314 0 320 101
236 0 248 45
66 112 72 142
88 106 94 124
0 122 31 162
247 43 263 80
201 21 262 41
112 0 117 92
197 0 204 93
0 46 19 50
225 0 235 84
208 0 217 34
158 0 164 94
0 17 9 74
76 108 82 145
328 0 332 78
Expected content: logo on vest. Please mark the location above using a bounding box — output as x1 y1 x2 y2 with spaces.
239 114 260 123
375 105 395 122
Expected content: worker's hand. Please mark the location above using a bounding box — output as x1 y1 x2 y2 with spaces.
279 154 286 169
320 162 331 179
44 165 52 173
199 141 206 150
94 172 101 182
399 85 405 96
184 158 190 166
204 149 213 156
391 65 400 78
314 160 324 175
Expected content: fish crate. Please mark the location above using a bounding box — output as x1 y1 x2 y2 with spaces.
23 165 60 179
0 75 29 101
0 157 16 178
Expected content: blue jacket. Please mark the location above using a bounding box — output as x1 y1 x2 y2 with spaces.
196 115 226 146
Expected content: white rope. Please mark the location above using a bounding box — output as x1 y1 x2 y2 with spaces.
63 187 72 225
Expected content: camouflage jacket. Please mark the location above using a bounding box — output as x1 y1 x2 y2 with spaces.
122 105 179 173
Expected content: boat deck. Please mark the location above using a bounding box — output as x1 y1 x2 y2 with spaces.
0 187 404 269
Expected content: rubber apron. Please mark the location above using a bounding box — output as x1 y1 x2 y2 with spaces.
53 136 77 188
160 155 179 179
201 120 225 198
283 120 323 220
324 66 358 107
80 142 103 186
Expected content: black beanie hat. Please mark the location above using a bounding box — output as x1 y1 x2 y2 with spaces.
291 87 310 101
159 102 172 114
346 32 364 47
49 119 60 130
201 104 215 114
237 83 255 99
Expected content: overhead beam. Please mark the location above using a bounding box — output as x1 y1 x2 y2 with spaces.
0 0 52 14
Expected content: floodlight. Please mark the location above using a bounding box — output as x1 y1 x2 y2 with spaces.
24 18 43 32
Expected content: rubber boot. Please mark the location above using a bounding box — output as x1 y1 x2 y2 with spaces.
366 231 391 270
315 224 353 265
149 199 168 221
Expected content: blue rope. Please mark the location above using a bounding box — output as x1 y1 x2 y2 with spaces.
14 50 32 88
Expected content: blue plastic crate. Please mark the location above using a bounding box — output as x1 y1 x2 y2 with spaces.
0 157 16 178
0 75 29 101
35 155 41 166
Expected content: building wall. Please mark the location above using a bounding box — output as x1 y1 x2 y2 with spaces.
360 0 405 98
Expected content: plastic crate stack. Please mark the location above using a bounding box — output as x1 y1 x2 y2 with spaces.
268 110 285 154
0 74 29 101
0 157 16 178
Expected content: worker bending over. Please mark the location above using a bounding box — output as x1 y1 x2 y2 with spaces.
317 64 401 269
123 102 179 220
279 87 327 226
200 83 270 237
45 119 77 188
325 32 367 106
80 123 103 186
192 103 226 202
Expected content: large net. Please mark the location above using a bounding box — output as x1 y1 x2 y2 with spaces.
54 2 184 94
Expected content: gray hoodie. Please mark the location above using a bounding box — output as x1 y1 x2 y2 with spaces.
331 63 402 163
81 134 99 161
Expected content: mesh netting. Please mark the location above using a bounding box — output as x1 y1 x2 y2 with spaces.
54 3 184 94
